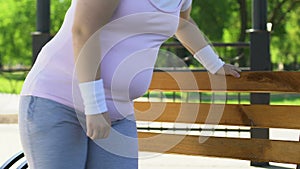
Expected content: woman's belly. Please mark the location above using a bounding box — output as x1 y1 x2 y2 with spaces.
101 46 159 102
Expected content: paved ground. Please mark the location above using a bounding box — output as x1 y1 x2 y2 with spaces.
1 125 297 169
0 93 20 115
0 94 298 168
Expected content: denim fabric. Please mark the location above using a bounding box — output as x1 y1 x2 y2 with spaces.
19 96 138 169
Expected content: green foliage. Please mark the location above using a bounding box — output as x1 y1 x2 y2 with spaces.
0 0 299 96
191 0 238 41
0 0 71 68
190 0 300 69
50 0 71 33
0 0 299 70
0 0 35 67
190 0 251 67
269 1 300 70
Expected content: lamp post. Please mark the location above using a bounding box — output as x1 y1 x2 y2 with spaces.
248 0 271 167
32 0 51 65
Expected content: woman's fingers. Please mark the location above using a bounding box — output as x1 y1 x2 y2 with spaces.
232 65 242 73
86 112 111 140
102 125 110 138
226 64 241 78
216 64 242 78
218 64 241 78
88 125 108 140
230 69 241 78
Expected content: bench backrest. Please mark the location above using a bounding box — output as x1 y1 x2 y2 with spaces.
135 71 300 165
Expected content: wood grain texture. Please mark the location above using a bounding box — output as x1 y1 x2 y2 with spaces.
148 71 300 93
135 102 300 129
138 132 300 164
0 114 18 124
4 102 300 129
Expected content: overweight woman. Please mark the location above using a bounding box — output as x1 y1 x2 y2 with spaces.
19 0 241 168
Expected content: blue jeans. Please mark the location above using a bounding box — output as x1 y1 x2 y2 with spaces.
19 96 138 169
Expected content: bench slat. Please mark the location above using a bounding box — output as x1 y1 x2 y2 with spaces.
0 114 18 124
3 101 300 130
135 102 300 129
149 71 300 93
138 132 300 164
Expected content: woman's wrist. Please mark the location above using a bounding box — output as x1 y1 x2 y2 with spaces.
79 79 108 115
194 45 225 74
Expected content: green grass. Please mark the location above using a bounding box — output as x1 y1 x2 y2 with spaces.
270 94 300 105
142 91 300 105
0 72 26 94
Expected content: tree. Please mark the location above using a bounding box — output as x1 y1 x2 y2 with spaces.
268 0 300 70
0 0 299 70
0 0 71 69
0 0 35 68
187 0 250 67
190 0 300 70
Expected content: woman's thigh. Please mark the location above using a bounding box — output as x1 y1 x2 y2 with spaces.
86 115 138 169
19 96 88 169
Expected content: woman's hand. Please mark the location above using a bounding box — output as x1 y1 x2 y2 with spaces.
216 63 241 78
86 112 111 140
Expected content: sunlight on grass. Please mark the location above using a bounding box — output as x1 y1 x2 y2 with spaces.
270 94 300 105
0 72 26 94
139 92 300 105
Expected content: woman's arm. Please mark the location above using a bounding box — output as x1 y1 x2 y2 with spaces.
72 0 119 83
72 0 120 140
175 7 241 77
175 7 208 54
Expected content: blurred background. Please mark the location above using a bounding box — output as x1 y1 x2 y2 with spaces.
0 0 299 168
0 0 299 94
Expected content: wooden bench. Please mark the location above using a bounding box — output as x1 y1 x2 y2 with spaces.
135 71 300 166
1 71 299 167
